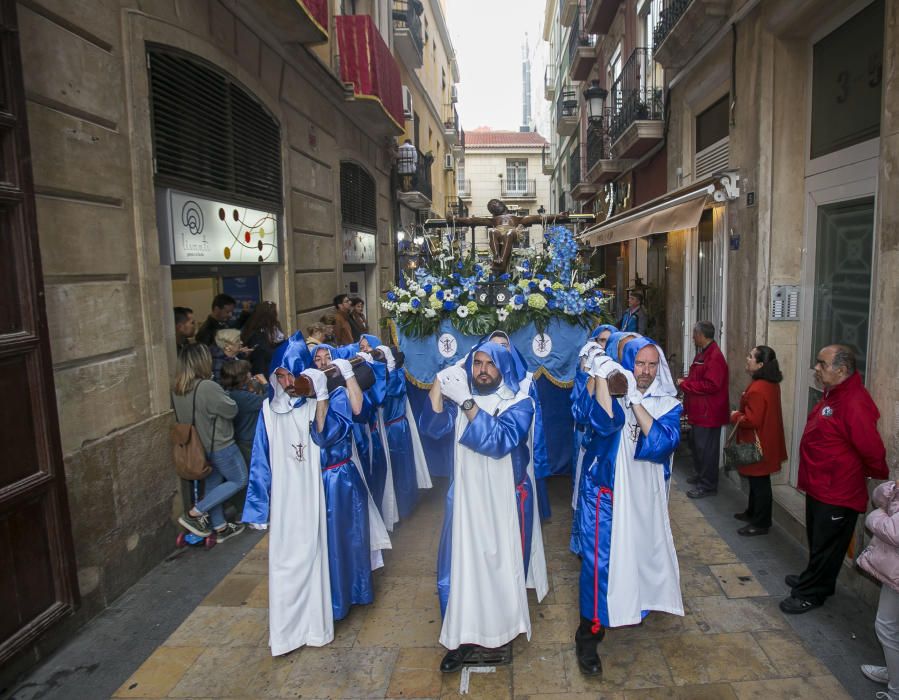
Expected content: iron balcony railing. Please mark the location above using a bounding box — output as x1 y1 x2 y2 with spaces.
567 5 596 69
501 179 537 198
608 47 664 144
396 147 432 201
456 179 471 197
392 0 424 57
446 196 468 219
653 0 691 48
568 147 581 190
557 87 578 121
586 116 612 171
542 143 552 170
558 191 570 214
443 103 460 138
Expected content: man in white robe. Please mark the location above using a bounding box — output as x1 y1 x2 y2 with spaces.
419 342 547 672
574 336 683 676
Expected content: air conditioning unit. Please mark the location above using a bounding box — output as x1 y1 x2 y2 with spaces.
402 86 413 120
450 85 458 104
444 153 454 170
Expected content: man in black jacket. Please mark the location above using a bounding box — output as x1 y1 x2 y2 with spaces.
196 293 236 346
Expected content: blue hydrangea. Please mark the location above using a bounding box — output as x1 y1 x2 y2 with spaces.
411 298 421 309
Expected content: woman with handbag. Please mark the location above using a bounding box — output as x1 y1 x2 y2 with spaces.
172 344 248 542
729 345 787 536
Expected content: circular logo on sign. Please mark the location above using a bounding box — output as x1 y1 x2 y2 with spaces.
532 333 553 358
437 333 458 359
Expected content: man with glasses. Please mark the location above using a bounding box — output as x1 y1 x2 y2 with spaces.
781 344 887 614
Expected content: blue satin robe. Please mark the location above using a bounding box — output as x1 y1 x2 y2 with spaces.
575 395 681 628
529 378 552 521
419 398 535 617
365 362 391 516
382 369 419 519
242 388 373 621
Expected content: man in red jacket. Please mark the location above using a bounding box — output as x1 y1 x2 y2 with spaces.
781 344 888 614
676 321 730 499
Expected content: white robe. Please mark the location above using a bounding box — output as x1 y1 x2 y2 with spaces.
606 393 684 627
262 398 333 654
440 388 537 649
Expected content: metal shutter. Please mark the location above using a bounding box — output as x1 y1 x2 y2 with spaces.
148 47 282 209
340 162 377 230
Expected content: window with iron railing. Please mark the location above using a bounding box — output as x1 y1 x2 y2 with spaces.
392 0 424 57
608 47 664 143
653 0 691 49
396 147 432 200
586 117 612 171
567 5 596 68
501 179 537 198
568 147 581 189
557 87 579 120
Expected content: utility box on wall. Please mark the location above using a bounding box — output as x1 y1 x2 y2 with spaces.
770 285 800 320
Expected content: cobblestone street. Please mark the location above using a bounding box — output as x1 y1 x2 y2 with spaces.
99 461 876 700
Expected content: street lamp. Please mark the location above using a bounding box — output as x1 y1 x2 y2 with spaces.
584 81 608 126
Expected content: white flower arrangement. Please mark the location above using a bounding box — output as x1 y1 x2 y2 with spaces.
456 305 469 318
497 308 509 321
538 279 552 292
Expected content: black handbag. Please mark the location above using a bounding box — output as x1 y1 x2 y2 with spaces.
723 418 763 470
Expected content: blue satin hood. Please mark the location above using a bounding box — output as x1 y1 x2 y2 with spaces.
360 333 382 351
466 341 521 394
275 330 312 375
590 324 618 341
619 335 678 397
604 331 640 364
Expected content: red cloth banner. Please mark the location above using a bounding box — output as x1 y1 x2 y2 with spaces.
297 0 328 36
336 15 404 130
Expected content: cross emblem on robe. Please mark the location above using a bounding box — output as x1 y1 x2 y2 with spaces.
292 442 305 462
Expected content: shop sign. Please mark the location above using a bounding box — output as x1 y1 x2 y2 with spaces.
343 228 377 264
159 189 280 264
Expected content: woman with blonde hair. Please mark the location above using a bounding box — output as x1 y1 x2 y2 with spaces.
172 344 248 542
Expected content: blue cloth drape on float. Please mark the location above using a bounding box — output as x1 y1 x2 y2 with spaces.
392 318 589 478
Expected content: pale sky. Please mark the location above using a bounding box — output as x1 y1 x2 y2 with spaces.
445 0 550 136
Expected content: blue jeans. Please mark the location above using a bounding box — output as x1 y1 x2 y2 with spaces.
197 444 248 528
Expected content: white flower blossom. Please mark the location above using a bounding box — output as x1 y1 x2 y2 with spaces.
538 279 552 291
398 302 410 313
456 305 469 318
424 307 436 318
497 308 509 321
416 288 427 297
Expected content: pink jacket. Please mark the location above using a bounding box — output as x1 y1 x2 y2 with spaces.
857 481 899 593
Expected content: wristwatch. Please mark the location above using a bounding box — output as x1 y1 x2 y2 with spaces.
461 398 475 411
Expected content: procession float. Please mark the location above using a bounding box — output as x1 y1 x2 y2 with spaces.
382 199 613 480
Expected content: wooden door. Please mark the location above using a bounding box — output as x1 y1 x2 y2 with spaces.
0 0 79 664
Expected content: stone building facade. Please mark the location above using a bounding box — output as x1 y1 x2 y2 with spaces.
2 0 412 679
546 0 898 602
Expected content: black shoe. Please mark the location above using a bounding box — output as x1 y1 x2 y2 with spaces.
687 487 717 499
686 475 700 485
734 511 751 522
440 645 478 673
784 574 800 588
779 595 822 615
574 620 604 677
737 524 769 537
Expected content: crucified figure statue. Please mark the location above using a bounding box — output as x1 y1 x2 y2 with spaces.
449 199 573 274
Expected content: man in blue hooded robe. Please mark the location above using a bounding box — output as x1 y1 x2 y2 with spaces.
243 332 389 656
572 335 683 676
419 342 548 672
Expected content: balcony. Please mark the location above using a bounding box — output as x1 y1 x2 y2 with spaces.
336 15 405 136
457 179 472 199
556 88 579 138
446 197 468 219
585 0 622 35
568 8 597 82
569 144 597 200
585 117 634 184
243 0 328 44
608 47 664 159
653 0 729 70
396 148 433 209
542 144 554 175
501 179 537 199
443 104 460 147
544 64 556 101
560 0 579 27
393 0 424 70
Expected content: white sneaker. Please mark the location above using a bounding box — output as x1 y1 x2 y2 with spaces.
861 664 889 684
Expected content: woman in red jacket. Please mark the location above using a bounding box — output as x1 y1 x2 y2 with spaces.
730 346 788 536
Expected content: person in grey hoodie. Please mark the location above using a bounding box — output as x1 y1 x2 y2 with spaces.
172 344 248 542
857 479 899 697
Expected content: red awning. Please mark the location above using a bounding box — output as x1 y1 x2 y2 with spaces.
336 15 404 130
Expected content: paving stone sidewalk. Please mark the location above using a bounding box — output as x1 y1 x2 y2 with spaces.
102 457 882 700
